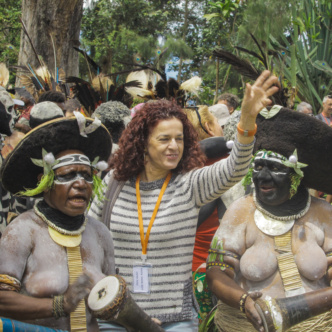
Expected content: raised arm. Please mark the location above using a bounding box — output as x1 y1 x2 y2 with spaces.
237 70 279 145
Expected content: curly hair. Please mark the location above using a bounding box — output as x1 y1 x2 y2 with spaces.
110 100 205 181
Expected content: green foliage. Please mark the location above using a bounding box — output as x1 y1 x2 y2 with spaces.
199 304 219 332
92 173 105 201
236 0 294 47
80 0 177 80
0 0 22 85
290 172 302 199
18 171 55 197
269 0 332 113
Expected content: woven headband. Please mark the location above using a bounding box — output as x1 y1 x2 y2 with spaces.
52 154 91 170
254 151 286 164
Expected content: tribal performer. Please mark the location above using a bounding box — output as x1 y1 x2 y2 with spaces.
206 106 332 332
0 114 162 331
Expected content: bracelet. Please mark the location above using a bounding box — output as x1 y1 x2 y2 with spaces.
206 262 234 271
52 295 66 319
0 274 21 292
237 123 257 137
239 293 249 313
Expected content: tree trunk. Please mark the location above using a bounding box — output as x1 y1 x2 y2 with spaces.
17 0 83 79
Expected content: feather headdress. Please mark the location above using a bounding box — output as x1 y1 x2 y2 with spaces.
125 70 157 99
213 34 289 107
0 63 9 88
15 64 68 102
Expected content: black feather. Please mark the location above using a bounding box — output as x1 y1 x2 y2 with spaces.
213 49 260 81
155 80 167 99
249 33 268 69
73 47 100 72
235 46 266 65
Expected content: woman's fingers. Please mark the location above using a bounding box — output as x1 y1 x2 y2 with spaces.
265 85 280 98
252 70 272 87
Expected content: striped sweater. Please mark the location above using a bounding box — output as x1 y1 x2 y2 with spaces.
88 139 254 323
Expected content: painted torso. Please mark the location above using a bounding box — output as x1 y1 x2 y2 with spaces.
213 195 332 299
0 209 114 331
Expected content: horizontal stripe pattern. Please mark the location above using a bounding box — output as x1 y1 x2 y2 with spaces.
88 139 254 322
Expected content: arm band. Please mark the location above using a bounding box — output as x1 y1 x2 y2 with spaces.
0 274 21 292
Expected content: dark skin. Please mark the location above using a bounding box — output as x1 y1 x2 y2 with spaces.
0 150 115 331
207 159 332 332
207 159 292 332
252 159 291 206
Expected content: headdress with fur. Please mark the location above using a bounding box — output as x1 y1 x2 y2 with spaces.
0 116 112 196
251 106 332 194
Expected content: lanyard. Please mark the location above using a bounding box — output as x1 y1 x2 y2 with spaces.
322 114 331 125
136 172 172 257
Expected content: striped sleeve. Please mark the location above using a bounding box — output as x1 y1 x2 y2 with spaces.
188 138 254 207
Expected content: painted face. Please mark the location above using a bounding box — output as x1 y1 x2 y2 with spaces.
323 98 332 116
253 159 291 206
0 90 18 136
145 118 184 176
44 151 93 217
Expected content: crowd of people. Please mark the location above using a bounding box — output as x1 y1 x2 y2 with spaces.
0 64 331 332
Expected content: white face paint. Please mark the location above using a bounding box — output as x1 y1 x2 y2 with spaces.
54 171 94 185
253 169 288 176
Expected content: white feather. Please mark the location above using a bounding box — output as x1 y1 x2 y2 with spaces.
179 76 202 95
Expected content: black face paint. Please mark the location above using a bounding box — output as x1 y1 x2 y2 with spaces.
253 159 291 206
54 171 93 184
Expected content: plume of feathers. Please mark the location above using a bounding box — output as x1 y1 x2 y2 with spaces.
213 49 260 81
66 74 142 114
0 63 9 87
213 36 290 108
15 64 68 102
92 74 114 102
154 76 202 107
179 76 202 96
73 47 100 72
125 70 157 99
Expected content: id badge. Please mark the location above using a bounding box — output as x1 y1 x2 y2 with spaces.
132 262 153 294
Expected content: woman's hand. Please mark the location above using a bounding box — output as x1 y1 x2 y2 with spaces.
63 274 93 314
237 71 279 145
244 292 265 332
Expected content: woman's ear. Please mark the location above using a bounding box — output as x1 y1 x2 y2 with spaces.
204 121 215 137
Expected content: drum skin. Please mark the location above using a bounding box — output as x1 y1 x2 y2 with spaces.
88 275 127 320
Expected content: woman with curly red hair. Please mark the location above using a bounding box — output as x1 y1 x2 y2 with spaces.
89 71 279 331
110 99 206 180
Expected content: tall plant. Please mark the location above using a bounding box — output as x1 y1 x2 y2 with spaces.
270 0 332 113
204 0 240 104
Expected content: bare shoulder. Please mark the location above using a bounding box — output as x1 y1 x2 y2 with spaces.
2 210 46 238
214 195 254 248
221 194 254 226
85 216 112 242
309 196 332 222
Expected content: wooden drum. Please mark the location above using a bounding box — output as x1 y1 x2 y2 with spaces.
88 275 127 320
88 274 165 331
